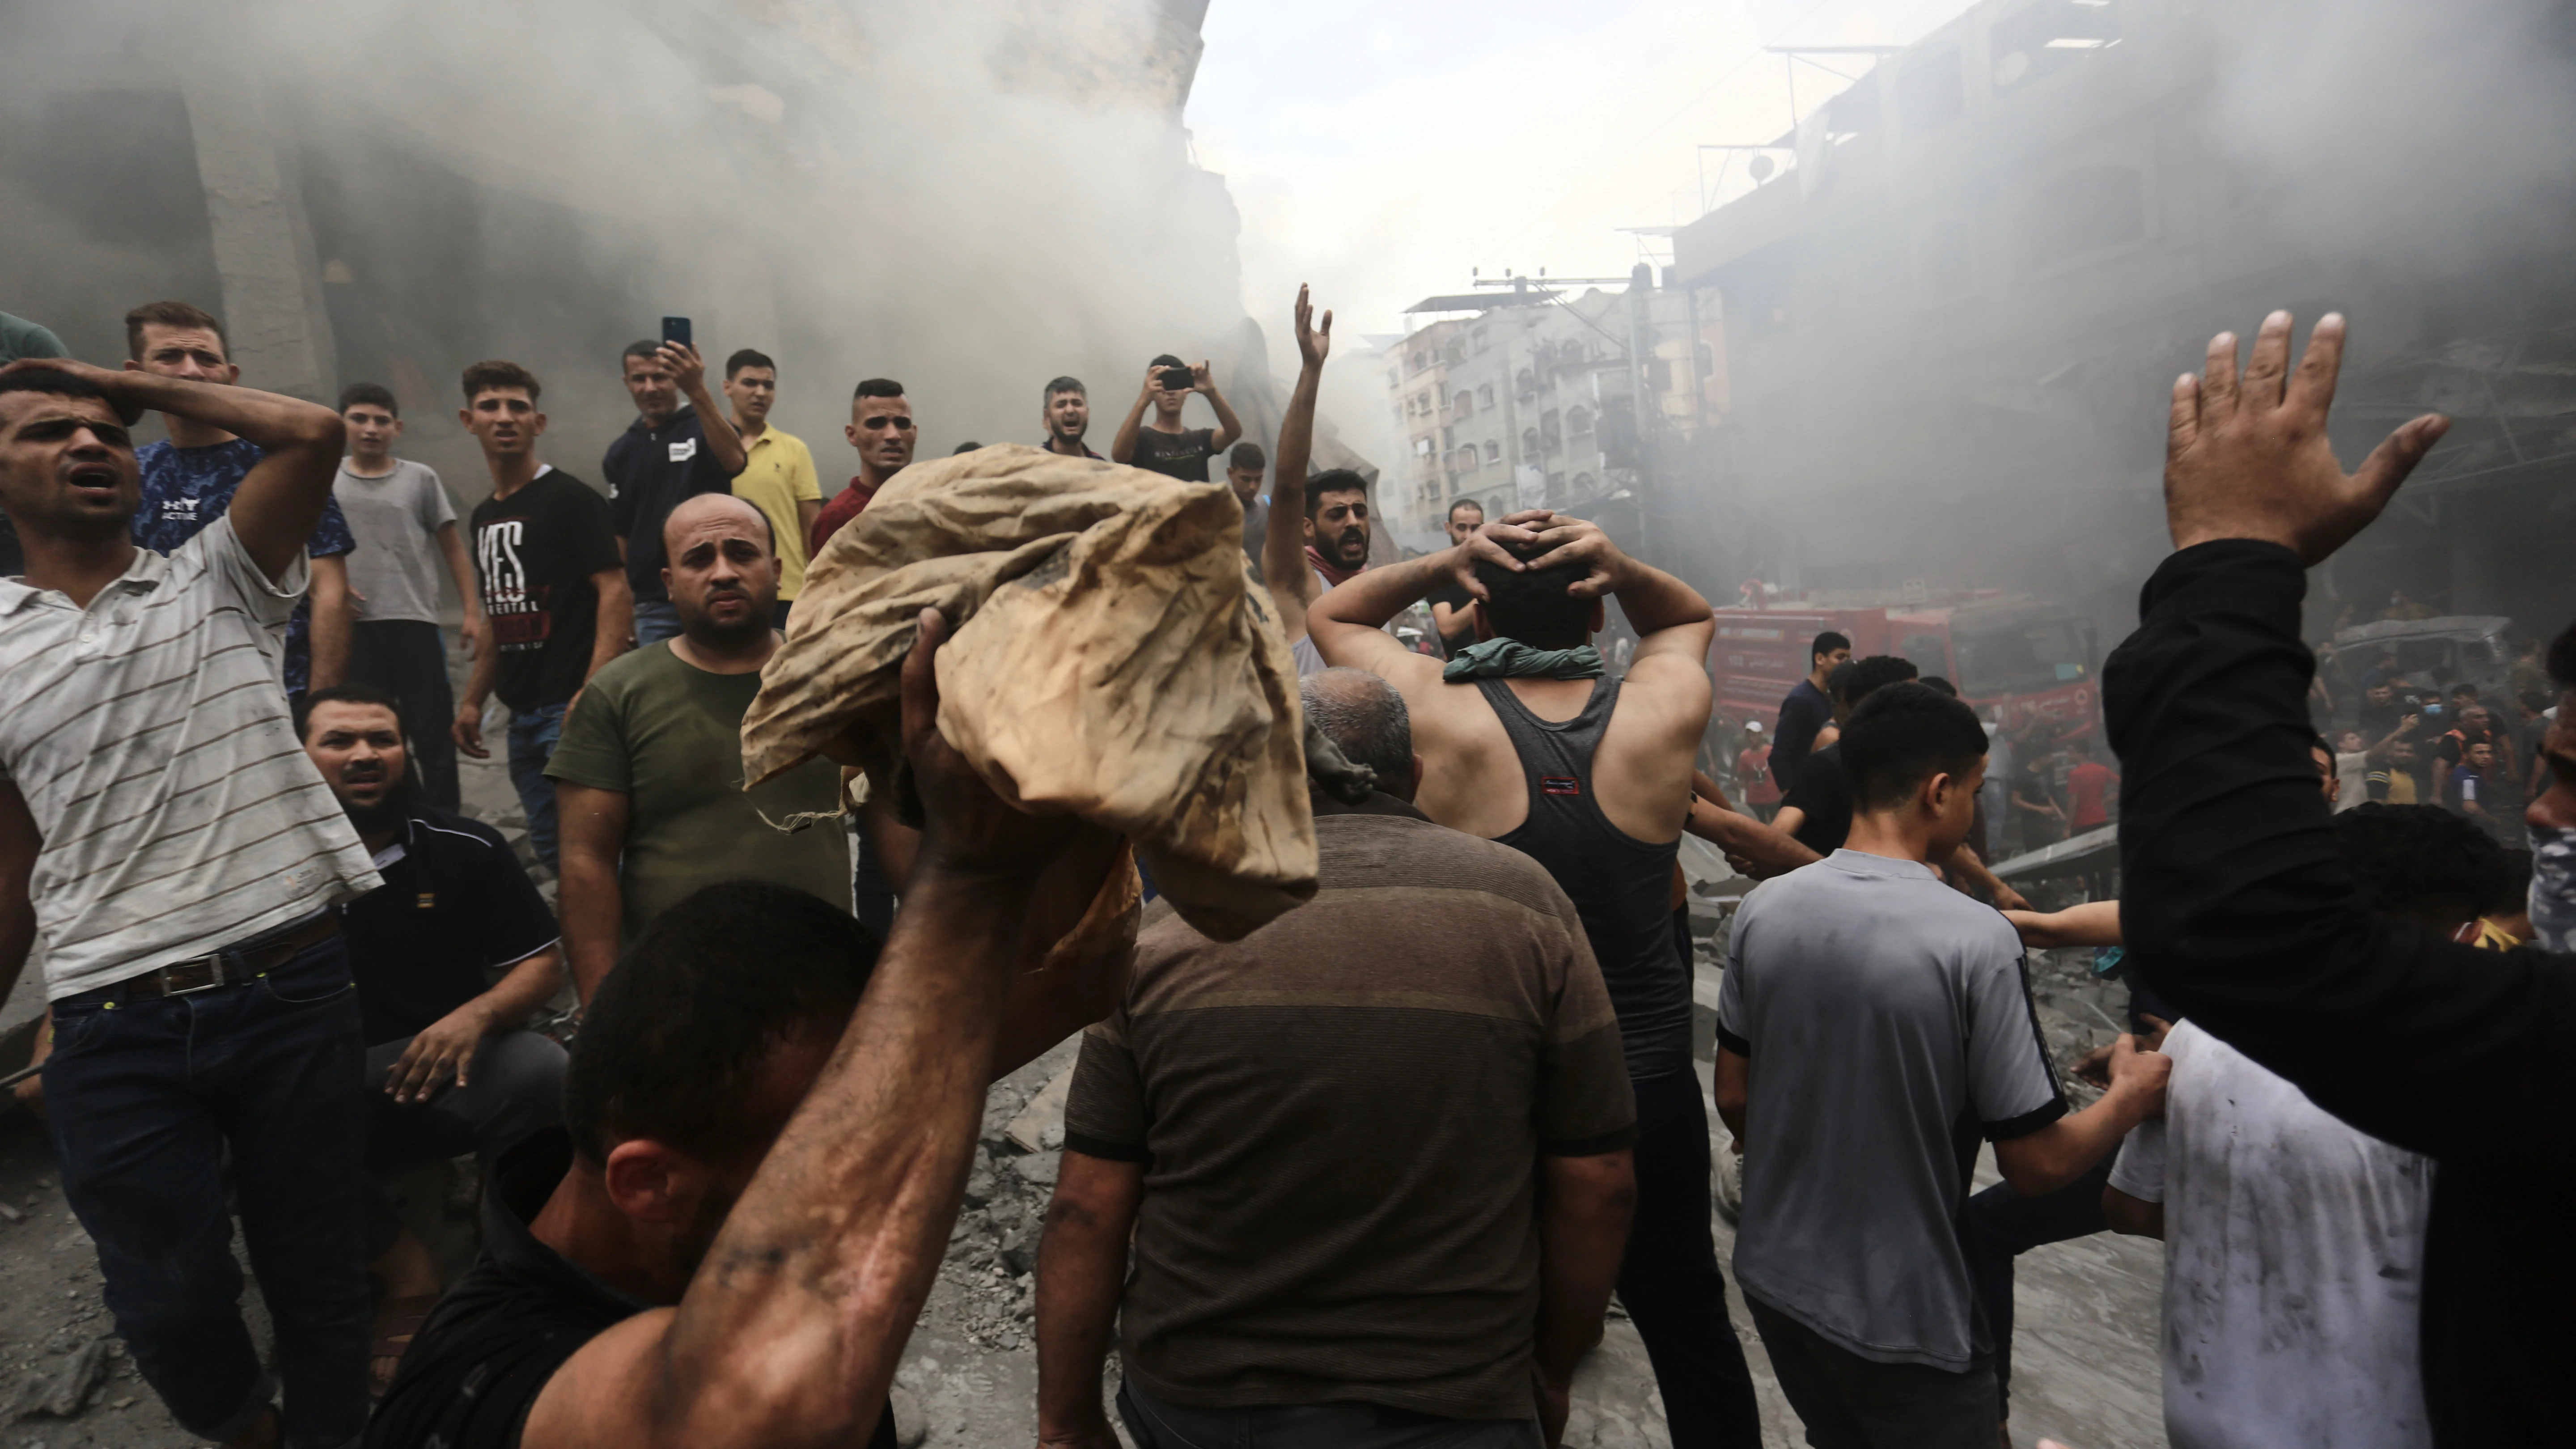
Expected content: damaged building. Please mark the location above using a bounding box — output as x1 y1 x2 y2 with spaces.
1667 0 2576 639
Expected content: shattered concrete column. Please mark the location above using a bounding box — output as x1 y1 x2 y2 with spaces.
179 74 338 401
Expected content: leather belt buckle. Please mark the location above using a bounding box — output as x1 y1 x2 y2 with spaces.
158 954 229 996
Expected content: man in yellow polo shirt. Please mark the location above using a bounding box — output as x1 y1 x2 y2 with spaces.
721 347 822 627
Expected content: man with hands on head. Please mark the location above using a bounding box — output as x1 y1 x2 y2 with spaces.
2103 307 2576 1439
0 355 381 1449
604 338 746 647
368 607 1132 1449
1308 493 1765 1446
1111 352 1241 483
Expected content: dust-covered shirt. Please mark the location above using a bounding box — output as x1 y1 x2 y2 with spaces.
0 518 381 999
1066 795 1635 1421
2108 1021 2434 1449
1716 849 2063 1371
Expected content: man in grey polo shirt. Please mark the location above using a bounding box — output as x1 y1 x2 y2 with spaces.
1713 682 2167 1448
0 358 381 1449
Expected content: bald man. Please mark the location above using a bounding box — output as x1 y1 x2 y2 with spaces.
547 494 852 1000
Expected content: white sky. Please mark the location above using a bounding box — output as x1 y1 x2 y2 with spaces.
1189 0 1979 342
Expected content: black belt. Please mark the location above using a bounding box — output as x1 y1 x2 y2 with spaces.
110 914 343 1002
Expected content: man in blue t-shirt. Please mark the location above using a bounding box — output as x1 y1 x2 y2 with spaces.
125 300 354 696
1769 628 1850 793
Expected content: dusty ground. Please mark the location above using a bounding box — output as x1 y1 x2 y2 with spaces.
0 693 2165 1448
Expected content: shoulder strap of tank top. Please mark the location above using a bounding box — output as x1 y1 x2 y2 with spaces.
1476 676 1620 784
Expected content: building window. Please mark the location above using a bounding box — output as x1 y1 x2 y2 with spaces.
1484 440 1500 464
1472 328 1489 353
1572 472 1595 493
2029 164 2144 267
1455 392 1474 418
1411 352 1429 373
1478 383 1495 409
1991 0 2121 92
1521 427 1540 458
1516 368 1536 399
1458 449 1480 472
1567 405 1593 438
1415 437 1433 458
1540 411 1562 454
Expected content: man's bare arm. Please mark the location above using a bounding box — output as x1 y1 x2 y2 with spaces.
1108 375 1152 466
27 359 343 581
1198 366 1244 454
1533 1151 1635 1441
1685 801 1818 880
1307 547 1453 683
1992 1036 2168 1196
436 521 489 661
1263 286 1333 634
1714 1047 1750 1142
2101 1185 2165 1239
2006 901 2123 949
665 344 747 478
0 782 39 1011
453 649 500 760
1034 1152 1145 1449
555 784 630 1005
306 555 354 690
522 609 1117 1449
1946 843 2029 911
587 569 634 682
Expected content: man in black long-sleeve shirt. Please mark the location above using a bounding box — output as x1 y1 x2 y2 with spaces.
2105 308 2576 1443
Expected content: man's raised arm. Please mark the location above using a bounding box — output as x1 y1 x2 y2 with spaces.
520 610 1121 1449
22 358 342 582
2106 310 2576 1167
1263 285 1330 635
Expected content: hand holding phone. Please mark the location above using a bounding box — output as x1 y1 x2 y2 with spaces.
661 316 693 348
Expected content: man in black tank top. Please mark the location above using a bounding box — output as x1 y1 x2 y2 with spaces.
1309 515 1763 1449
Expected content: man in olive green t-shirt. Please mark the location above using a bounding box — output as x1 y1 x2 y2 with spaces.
548 494 847 1001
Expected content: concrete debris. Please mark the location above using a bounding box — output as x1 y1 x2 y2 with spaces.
887 1384 927 1448
1004 1067 1074 1155
0 1203 19 1223
12 1338 112 1421
1011 1152 1060 1189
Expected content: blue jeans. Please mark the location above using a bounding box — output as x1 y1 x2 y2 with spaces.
45 936 370 1449
508 702 568 869
632 598 682 646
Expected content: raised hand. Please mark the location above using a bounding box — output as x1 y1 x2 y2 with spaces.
2164 311 2449 564
1190 360 1215 393
1292 284 1332 372
901 607 1082 877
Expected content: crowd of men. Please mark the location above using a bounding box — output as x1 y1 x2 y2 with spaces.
0 286 2571 1449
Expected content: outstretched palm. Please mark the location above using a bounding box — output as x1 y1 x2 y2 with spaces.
1293 284 1332 371
2164 311 2449 564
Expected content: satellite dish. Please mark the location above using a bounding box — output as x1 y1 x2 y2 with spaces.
1749 153 1775 182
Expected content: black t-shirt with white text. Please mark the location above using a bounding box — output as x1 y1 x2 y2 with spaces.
468 471 622 712
1130 426 1216 483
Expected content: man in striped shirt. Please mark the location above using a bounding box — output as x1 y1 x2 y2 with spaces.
0 359 383 1449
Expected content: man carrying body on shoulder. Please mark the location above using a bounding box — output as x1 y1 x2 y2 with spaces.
124 300 356 699
1037 669 1637 1449
296 685 568 1391
603 339 746 647
335 383 484 810
448 361 630 873
0 357 382 1449
807 377 914 559
1040 376 1104 461
1716 682 2168 1447
717 349 820 632
367 613 1132 1449
1110 353 1241 482
1425 497 1487 659
547 494 849 1003
1307 507 1764 1447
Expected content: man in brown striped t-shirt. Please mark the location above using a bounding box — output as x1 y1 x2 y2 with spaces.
1036 669 1638 1449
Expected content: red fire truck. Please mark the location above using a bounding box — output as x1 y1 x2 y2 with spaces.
1707 592 2103 742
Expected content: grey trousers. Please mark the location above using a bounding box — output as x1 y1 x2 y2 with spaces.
1744 1297 1998 1449
1117 1380 1542 1449
361 1029 565 1254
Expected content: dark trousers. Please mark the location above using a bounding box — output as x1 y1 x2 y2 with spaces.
361 1029 568 1256
1117 1379 1541 1449
1962 1156 2113 1416
44 937 371 1449
1620 1068 1763 1449
1743 1296 1998 1449
348 619 459 810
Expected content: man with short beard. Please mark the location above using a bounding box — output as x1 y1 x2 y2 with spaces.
547 494 850 1002
295 685 568 1387
1040 375 1103 460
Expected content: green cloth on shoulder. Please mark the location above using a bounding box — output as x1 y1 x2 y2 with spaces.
1441 638 1605 682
